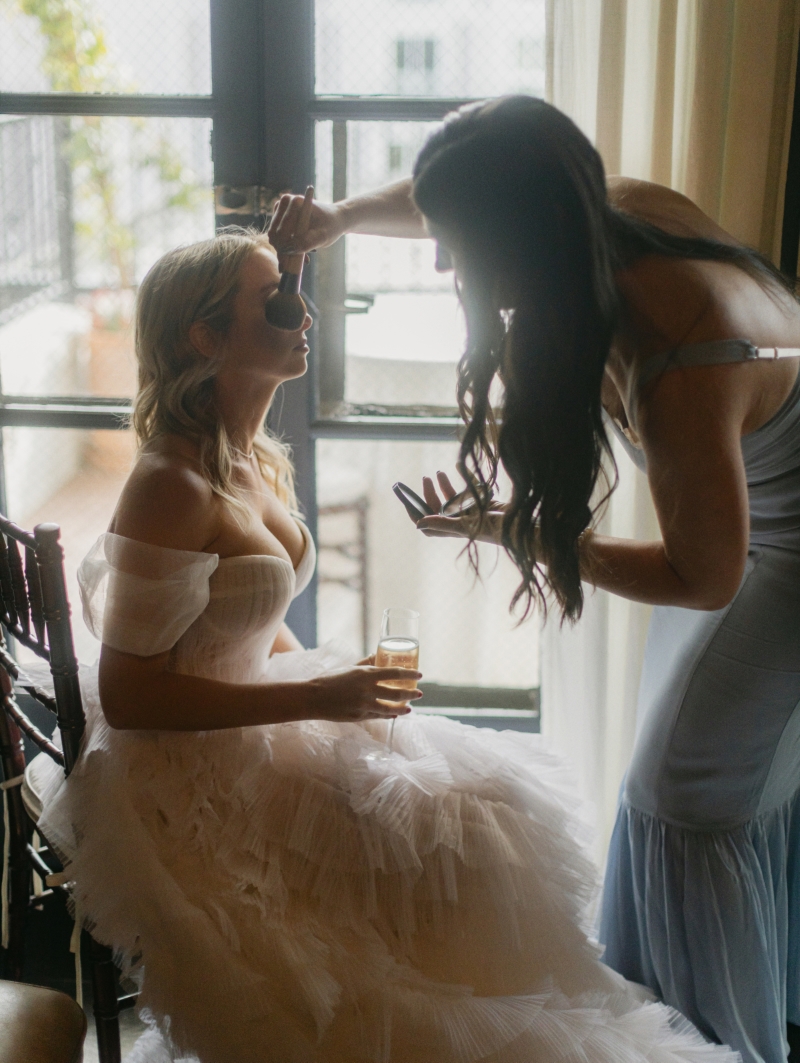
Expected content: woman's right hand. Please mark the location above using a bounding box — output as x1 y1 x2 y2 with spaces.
268 192 348 254
309 665 423 722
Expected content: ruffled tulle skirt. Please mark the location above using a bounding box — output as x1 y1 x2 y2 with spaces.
600 795 800 1063
32 647 741 1063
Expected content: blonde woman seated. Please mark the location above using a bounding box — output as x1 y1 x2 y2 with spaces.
35 231 739 1063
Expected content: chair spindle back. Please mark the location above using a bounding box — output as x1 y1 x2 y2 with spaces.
0 517 84 775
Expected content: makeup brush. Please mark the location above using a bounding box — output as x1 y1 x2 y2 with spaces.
264 251 308 330
265 185 314 331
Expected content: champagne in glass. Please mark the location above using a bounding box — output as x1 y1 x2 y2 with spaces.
375 608 419 749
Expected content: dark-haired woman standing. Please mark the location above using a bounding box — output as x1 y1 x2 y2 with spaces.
273 96 800 1063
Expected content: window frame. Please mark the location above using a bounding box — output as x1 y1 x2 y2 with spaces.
0 0 476 637
0 0 542 723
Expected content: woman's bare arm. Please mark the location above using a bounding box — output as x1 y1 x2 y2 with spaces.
268 179 425 252
270 176 728 259
270 176 728 258
99 645 418 731
579 362 751 609
340 179 426 238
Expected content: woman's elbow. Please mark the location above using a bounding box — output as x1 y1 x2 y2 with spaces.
98 651 152 729
684 567 744 611
666 553 744 611
692 586 739 611
97 684 139 730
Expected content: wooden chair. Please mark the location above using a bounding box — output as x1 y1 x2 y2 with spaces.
0 516 135 1063
0 978 85 1063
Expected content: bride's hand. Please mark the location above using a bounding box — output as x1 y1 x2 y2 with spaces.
415 471 505 544
309 665 422 722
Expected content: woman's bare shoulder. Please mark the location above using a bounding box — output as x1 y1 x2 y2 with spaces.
110 445 219 553
607 176 734 244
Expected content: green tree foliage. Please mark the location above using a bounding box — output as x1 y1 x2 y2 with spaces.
11 0 207 288
19 0 111 92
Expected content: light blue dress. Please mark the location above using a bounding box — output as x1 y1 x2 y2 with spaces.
599 339 800 1063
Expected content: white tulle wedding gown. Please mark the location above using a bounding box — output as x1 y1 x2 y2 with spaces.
31 522 740 1063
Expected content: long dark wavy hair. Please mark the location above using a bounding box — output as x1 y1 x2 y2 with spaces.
412 95 791 621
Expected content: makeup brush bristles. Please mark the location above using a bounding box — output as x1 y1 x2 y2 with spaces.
264 290 307 330
265 250 307 331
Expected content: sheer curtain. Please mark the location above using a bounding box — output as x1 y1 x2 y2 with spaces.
540 0 800 853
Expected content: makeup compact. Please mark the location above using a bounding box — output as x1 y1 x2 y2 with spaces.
392 483 434 522
441 487 486 516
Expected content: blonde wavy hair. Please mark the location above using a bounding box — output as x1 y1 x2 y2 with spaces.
132 229 297 520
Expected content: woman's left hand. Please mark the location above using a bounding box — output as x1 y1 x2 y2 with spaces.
415 472 505 543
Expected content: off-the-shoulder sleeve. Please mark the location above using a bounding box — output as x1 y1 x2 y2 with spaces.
78 533 219 657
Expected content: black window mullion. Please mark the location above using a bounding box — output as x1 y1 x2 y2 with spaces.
209 0 318 646
261 0 317 648
210 0 264 192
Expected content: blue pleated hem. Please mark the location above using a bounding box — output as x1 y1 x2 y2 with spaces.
599 791 800 1063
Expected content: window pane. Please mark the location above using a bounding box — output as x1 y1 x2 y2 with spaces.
4 430 539 703
0 114 213 398
0 0 211 95
315 0 546 98
316 120 463 415
316 438 539 692
3 426 134 665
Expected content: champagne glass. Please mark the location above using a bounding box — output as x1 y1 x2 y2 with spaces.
375 608 419 750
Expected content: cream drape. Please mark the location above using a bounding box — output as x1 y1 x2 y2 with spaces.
540 0 800 854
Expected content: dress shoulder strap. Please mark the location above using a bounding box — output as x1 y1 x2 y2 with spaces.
636 339 800 404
